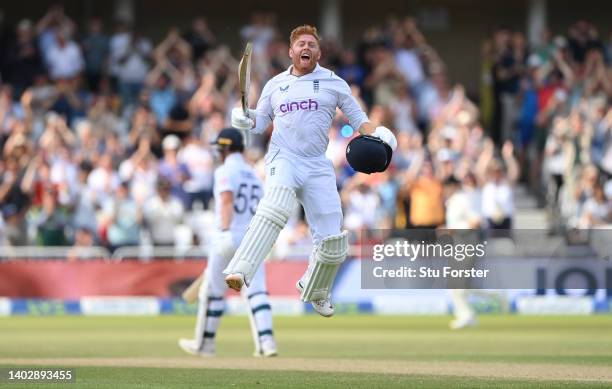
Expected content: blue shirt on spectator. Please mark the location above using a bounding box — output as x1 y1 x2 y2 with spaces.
150 87 176 123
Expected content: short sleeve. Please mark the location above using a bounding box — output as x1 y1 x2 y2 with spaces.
214 166 234 194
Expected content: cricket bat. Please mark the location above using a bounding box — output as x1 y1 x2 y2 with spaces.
181 274 203 303
238 42 253 115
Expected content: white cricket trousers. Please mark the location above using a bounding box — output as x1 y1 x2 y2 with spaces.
264 148 343 246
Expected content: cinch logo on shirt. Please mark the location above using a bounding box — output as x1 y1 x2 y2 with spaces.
279 99 319 113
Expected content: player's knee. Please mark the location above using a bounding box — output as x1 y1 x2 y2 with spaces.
310 212 343 244
317 230 349 262
301 230 349 301
256 185 296 227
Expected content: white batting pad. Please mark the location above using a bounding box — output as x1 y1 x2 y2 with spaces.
300 231 349 302
223 185 296 284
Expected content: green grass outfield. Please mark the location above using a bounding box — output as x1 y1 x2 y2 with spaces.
0 315 611 388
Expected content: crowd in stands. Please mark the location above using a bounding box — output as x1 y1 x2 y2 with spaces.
0 5 609 254
478 21 611 231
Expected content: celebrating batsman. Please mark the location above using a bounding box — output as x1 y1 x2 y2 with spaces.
225 25 397 317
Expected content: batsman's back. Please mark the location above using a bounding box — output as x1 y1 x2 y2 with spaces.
213 154 263 236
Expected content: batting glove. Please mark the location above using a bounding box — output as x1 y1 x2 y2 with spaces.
372 126 398 151
231 107 255 131
213 229 235 260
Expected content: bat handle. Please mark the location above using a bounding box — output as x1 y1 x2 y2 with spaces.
239 106 251 147
242 97 249 117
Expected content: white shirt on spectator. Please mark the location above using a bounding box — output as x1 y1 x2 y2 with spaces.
465 187 483 224
325 132 347 168
240 24 275 57
395 48 424 86
49 156 78 206
344 189 381 230
87 168 120 206
602 144 612 175
117 39 152 84
178 143 214 193
389 97 417 133
580 198 611 227
109 32 130 77
50 157 78 187
545 137 567 175
118 159 157 205
0 213 6 245
446 190 481 229
482 181 514 220
72 183 98 233
46 41 84 80
143 195 184 245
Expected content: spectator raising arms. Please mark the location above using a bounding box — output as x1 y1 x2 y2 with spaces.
0 9 608 253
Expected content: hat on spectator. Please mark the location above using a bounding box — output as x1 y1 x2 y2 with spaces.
162 134 181 150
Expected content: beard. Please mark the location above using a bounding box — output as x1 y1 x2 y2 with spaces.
291 51 318 74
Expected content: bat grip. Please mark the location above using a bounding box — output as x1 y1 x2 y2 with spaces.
242 97 249 116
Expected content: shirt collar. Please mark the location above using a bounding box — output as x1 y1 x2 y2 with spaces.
225 153 244 164
285 63 322 77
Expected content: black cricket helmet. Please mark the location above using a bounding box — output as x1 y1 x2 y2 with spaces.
346 134 393 174
211 127 244 152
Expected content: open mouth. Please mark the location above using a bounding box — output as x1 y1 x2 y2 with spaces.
300 52 311 61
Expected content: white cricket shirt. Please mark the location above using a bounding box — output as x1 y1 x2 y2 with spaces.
213 153 263 234
252 64 369 157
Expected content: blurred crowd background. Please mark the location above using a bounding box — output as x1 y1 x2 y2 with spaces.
0 5 610 254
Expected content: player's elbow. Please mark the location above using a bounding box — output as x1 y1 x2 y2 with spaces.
252 118 272 135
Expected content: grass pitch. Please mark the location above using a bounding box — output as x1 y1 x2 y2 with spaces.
1 315 611 388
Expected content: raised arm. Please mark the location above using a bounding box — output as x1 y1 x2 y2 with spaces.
231 77 275 138
336 79 397 150
501 141 520 184
249 78 275 134
212 170 236 259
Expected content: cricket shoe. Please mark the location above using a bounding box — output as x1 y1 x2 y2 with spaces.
225 273 245 292
449 316 478 330
254 335 278 357
178 338 215 357
296 280 334 317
